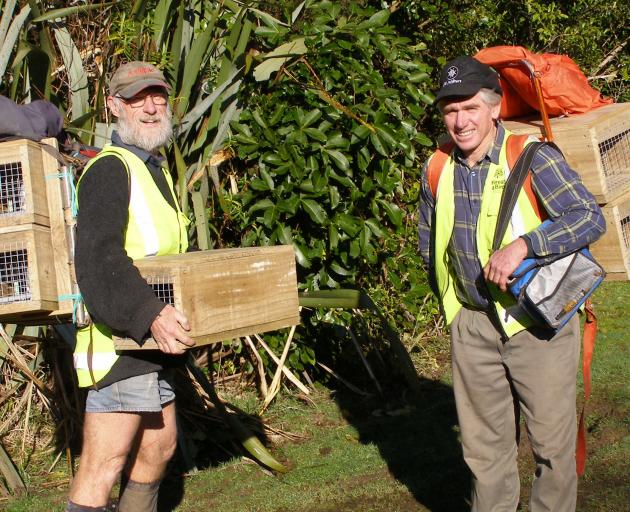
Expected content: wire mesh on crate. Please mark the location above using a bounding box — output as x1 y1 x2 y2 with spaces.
0 241 31 303
599 127 630 182
0 160 26 215
146 274 175 305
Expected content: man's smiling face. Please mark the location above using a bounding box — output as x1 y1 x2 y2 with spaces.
441 91 501 165
108 86 173 153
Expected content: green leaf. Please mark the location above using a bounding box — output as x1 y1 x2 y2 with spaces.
409 71 430 83
416 132 433 147
248 199 274 213
293 242 311 268
302 199 328 225
378 199 404 227
329 186 340 209
365 219 385 237
356 9 390 29
275 224 293 245
253 38 308 82
330 262 353 276
370 132 388 157
260 168 275 190
302 108 322 128
277 196 300 214
324 149 349 172
336 214 361 237
329 224 339 251
359 223 371 250
53 27 88 121
31 2 116 22
252 109 268 129
304 127 327 142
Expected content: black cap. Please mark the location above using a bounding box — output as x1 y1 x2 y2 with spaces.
434 56 502 104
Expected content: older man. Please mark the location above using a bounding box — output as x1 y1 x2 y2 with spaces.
67 62 195 512
418 56 605 511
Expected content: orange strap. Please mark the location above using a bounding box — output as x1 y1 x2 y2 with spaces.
576 298 597 476
506 134 548 221
426 142 455 198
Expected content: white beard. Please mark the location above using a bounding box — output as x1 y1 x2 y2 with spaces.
116 104 173 153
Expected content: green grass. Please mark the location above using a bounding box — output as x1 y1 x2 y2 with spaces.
2 282 629 511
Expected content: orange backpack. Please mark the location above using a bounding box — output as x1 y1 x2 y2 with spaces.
474 46 613 119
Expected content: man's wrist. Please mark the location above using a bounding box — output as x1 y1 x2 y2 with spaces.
520 235 535 258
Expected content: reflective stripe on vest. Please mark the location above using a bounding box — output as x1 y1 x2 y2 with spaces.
432 130 542 336
73 146 189 387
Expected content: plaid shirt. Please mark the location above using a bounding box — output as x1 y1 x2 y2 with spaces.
418 124 606 310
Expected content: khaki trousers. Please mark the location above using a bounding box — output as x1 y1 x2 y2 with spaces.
451 307 580 512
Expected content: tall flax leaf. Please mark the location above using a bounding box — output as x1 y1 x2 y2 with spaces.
53 26 89 122
170 1 185 85
30 2 116 23
178 66 241 134
172 138 188 213
10 43 49 99
152 0 173 49
0 0 18 47
130 0 147 21
175 5 220 117
0 3 31 85
207 11 249 131
27 0 57 99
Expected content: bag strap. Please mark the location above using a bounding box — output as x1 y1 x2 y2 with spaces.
576 298 597 476
492 141 547 252
491 138 597 476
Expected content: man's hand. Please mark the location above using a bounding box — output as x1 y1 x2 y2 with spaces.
483 238 528 292
150 304 195 354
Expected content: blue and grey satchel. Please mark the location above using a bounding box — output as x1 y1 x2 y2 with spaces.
494 143 605 332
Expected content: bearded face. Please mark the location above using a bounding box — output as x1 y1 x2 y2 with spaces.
112 91 173 153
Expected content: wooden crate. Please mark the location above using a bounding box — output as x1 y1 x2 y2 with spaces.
40 138 74 318
0 139 51 228
0 224 58 320
503 103 630 203
113 245 300 350
590 189 630 281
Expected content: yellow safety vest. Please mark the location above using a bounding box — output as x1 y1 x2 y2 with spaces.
73 146 189 387
430 130 542 337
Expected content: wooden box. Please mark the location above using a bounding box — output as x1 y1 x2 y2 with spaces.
40 138 74 318
0 139 51 228
590 189 630 281
114 245 300 350
0 224 58 320
503 103 630 204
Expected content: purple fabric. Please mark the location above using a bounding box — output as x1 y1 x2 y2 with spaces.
0 95 63 140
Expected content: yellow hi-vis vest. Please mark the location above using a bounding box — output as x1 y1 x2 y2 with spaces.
73 145 189 387
430 130 543 337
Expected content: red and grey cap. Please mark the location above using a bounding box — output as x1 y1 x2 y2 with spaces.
434 56 502 104
109 61 171 99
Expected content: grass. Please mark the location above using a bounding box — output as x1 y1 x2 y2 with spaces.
2 281 629 511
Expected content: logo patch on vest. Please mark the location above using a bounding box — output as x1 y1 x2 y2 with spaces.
491 167 505 191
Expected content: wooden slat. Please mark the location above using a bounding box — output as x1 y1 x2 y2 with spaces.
114 245 300 350
590 188 630 281
40 138 74 317
504 103 630 204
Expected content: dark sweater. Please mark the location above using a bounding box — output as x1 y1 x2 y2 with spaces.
75 132 185 388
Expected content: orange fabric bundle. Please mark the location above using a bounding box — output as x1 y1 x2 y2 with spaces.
475 46 612 119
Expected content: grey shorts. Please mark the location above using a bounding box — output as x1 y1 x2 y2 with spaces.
85 371 175 413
